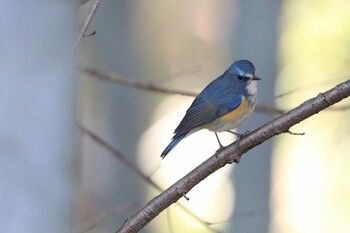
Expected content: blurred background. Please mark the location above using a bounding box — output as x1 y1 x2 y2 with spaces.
80 0 348 232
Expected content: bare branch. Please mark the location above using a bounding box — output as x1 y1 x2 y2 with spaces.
75 0 101 49
78 0 91 5
274 75 350 99
79 125 219 233
116 79 350 233
72 202 137 233
80 66 286 114
286 130 305 136
81 65 198 96
84 30 96 37
79 125 162 190
204 206 266 225
150 65 202 84
255 104 284 115
328 104 350 111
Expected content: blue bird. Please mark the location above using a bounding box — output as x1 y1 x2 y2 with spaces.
161 60 260 159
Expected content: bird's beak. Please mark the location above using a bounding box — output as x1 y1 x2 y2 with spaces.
252 76 261 81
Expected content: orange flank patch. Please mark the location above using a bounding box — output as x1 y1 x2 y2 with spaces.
219 97 249 122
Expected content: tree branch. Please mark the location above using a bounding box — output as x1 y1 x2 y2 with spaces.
81 65 285 115
79 125 219 232
116 79 350 233
72 202 137 233
75 0 101 49
81 65 198 97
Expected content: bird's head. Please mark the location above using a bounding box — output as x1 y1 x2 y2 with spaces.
229 59 260 95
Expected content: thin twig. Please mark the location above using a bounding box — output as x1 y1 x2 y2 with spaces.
287 130 305 136
274 75 350 99
81 66 286 114
81 65 198 97
79 124 162 190
84 30 96 37
205 206 266 225
149 65 202 84
328 104 350 111
255 104 284 115
166 208 175 233
116 79 350 233
79 124 219 233
78 0 91 5
72 202 137 233
75 0 101 49
81 66 350 115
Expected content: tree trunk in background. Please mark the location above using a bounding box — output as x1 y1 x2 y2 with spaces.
79 1 146 230
230 0 281 232
0 2 76 232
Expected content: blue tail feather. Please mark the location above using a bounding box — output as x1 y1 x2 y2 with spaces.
161 133 186 159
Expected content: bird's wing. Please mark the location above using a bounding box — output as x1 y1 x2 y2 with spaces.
174 94 243 136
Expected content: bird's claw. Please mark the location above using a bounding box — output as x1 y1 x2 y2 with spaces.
227 130 250 142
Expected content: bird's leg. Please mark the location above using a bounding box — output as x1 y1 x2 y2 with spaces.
214 132 224 148
226 130 250 141
226 130 242 138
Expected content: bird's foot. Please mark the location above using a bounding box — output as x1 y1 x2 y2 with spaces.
214 132 224 148
214 132 225 157
215 145 225 154
226 130 250 142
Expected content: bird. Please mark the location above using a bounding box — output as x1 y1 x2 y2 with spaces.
160 59 260 159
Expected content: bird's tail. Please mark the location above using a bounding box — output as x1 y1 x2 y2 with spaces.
161 133 186 159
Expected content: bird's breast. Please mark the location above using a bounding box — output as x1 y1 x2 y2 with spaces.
205 95 257 132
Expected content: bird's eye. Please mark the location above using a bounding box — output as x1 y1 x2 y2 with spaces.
237 75 244 80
